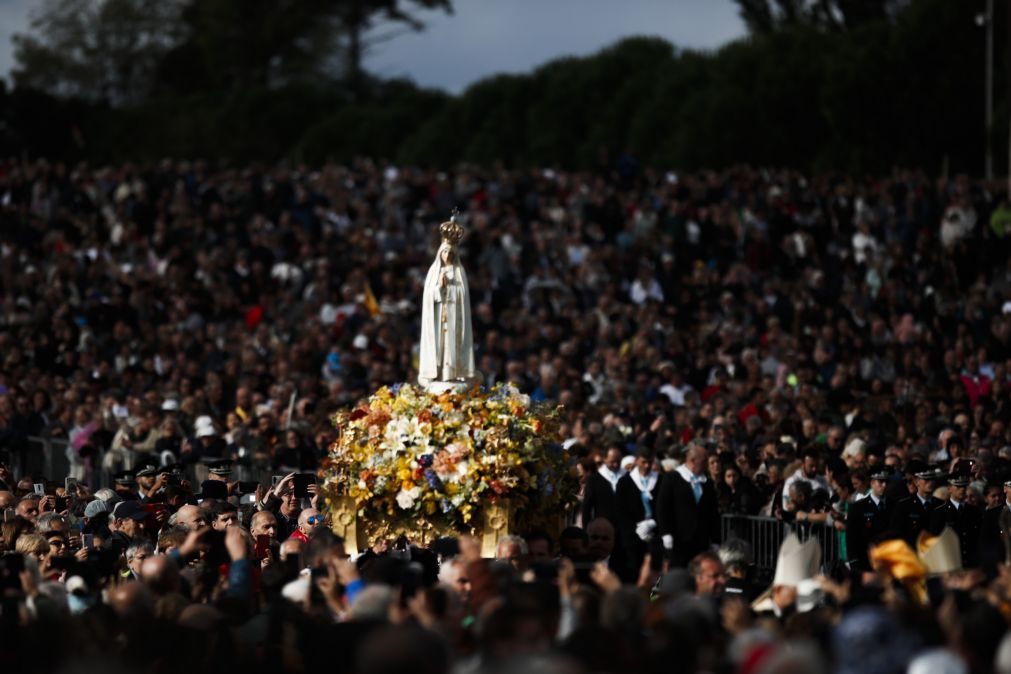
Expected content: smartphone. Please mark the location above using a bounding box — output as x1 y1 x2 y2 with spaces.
272 475 283 487
238 481 259 495
143 503 167 518
254 534 271 560
33 483 45 496
65 477 77 493
82 534 94 551
293 474 314 498
54 496 68 512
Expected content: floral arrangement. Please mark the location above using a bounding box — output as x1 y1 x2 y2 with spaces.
320 383 576 536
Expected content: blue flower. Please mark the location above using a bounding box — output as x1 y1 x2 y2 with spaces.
424 469 443 490
441 498 453 513
418 453 434 468
389 382 404 395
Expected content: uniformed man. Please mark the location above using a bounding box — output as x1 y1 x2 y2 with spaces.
889 467 943 547
846 468 892 572
929 473 982 569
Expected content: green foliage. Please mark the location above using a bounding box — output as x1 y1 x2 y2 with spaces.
1 0 1004 176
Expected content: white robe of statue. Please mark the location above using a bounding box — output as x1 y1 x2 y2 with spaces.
419 242 476 387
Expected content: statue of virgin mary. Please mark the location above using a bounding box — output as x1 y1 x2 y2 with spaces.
418 215 477 389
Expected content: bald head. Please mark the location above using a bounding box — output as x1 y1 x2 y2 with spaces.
108 581 155 619
173 504 207 531
141 554 180 596
0 491 15 509
297 508 322 537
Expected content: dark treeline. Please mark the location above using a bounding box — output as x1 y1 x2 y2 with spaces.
0 0 1004 175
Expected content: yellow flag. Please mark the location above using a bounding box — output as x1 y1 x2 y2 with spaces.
363 282 380 316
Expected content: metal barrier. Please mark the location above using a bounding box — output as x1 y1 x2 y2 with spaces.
721 514 842 574
3 436 107 489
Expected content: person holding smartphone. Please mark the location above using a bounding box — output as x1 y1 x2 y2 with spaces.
258 473 303 540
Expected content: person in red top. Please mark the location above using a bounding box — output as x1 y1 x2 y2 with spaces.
289 508 323 543
960 356 991 408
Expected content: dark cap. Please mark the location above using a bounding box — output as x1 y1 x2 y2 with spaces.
205 459 233 477
113 470 136 486
135 464 158 478
870 469 891 482
198 480 228 500
914 467 946 481
112 500 148 521
948 475 970 487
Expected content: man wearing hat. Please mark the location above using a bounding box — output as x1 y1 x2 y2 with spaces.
889 466 944 547
846 468 894 572
107 501 149 556
189 417 229 484
134 464 166 502
111 470 139 500
929 470 982 568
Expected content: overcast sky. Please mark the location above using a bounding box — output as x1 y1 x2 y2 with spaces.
0 0 747 94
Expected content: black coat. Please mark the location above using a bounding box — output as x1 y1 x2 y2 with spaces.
615 472 660 582
656 470 720 567
928 500 982 569
980 505 1011 575
889 494 942 547
581 471 620 528
846 496 892 571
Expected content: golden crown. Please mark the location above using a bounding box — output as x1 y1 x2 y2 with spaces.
440 210 465 246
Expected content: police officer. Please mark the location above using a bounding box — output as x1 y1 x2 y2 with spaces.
846 468 892 572
889 467 944 547
929 472 982 568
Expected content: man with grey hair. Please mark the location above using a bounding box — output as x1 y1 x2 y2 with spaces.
495 535 529 574
36 512 70 536
94 488 123 505
719 538 758 600
657 442 720 567
125 541 155 581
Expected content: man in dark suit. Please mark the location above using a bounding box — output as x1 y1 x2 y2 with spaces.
980 479 1011 576
846 468 893 572
615 447 660 581
581 445 623 528
929 473 982 569
657 443 720 567
889 467 943 547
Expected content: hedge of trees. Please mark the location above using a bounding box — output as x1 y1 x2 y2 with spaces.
0 0 1004 176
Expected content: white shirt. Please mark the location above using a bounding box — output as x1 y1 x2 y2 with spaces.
599 465 623 491
781 469 832 509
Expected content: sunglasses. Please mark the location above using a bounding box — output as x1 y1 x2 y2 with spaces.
307 516 324 525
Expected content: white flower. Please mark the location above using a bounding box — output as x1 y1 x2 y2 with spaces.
396 486 421 510
456 461 469 477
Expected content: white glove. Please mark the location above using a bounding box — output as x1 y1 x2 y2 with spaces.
662 534 674 551
635 518 657 542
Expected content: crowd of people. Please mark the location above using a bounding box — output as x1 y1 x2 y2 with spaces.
2 157 1011 672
